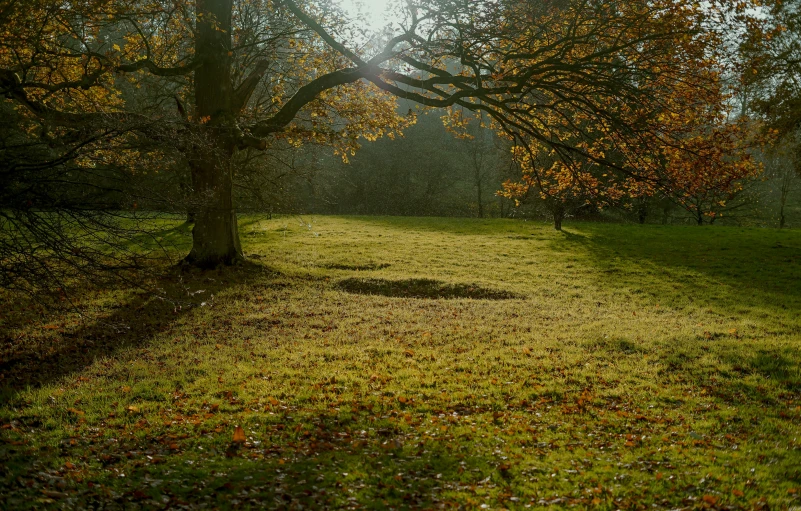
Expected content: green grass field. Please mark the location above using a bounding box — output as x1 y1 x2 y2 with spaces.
1 216 800 509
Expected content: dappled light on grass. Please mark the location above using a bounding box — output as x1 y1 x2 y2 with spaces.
1 216 800 509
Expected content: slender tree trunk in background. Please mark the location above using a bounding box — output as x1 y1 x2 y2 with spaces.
662 203 671 224
185 0 244 267
552 205 564 231
779 176 790 229
476 173 484 218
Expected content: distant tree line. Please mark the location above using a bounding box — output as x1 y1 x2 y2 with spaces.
240 108 801 229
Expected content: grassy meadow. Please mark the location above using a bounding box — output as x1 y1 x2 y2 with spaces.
1 216 800 509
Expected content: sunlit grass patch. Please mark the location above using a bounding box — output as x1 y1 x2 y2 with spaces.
1 216 800 509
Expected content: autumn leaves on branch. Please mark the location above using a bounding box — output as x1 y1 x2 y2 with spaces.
0 0 770 233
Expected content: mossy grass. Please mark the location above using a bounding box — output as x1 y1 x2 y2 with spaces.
1 216 800 509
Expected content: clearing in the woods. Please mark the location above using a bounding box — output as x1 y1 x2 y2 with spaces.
1 216 800 509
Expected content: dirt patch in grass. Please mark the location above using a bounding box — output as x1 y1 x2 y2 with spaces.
321 262 391 271
335 277 520 300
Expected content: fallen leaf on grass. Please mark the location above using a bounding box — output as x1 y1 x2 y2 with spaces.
232 425 246 443
41 490 69 499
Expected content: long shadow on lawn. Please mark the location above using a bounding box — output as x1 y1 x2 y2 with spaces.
2 402 519 509
550 224 801 310
719 346 801 398
548 224 801 398
0 261 281 394
358 216 801 311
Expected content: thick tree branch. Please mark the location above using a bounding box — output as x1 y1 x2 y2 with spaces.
249 67 366 136
233 60 270 114
115 57 203 77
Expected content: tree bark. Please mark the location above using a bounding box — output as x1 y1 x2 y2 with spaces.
184 0 243 267
186 151 242 267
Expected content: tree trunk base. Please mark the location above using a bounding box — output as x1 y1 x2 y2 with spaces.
181 251 245 269
183 208 243 269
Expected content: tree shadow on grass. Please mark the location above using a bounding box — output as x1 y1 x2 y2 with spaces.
111 215 193 259
549 223 801 311
717 347 801 400
1 403 527 509
0 261 283 394
747 350 801 390
356 216 801 310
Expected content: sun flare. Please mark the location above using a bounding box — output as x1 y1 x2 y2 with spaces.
340 0 394 30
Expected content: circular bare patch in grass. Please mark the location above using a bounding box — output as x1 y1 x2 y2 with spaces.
336 278 520 300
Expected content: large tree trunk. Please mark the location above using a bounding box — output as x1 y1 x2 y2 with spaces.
185 0 243 267
186 152 242 266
